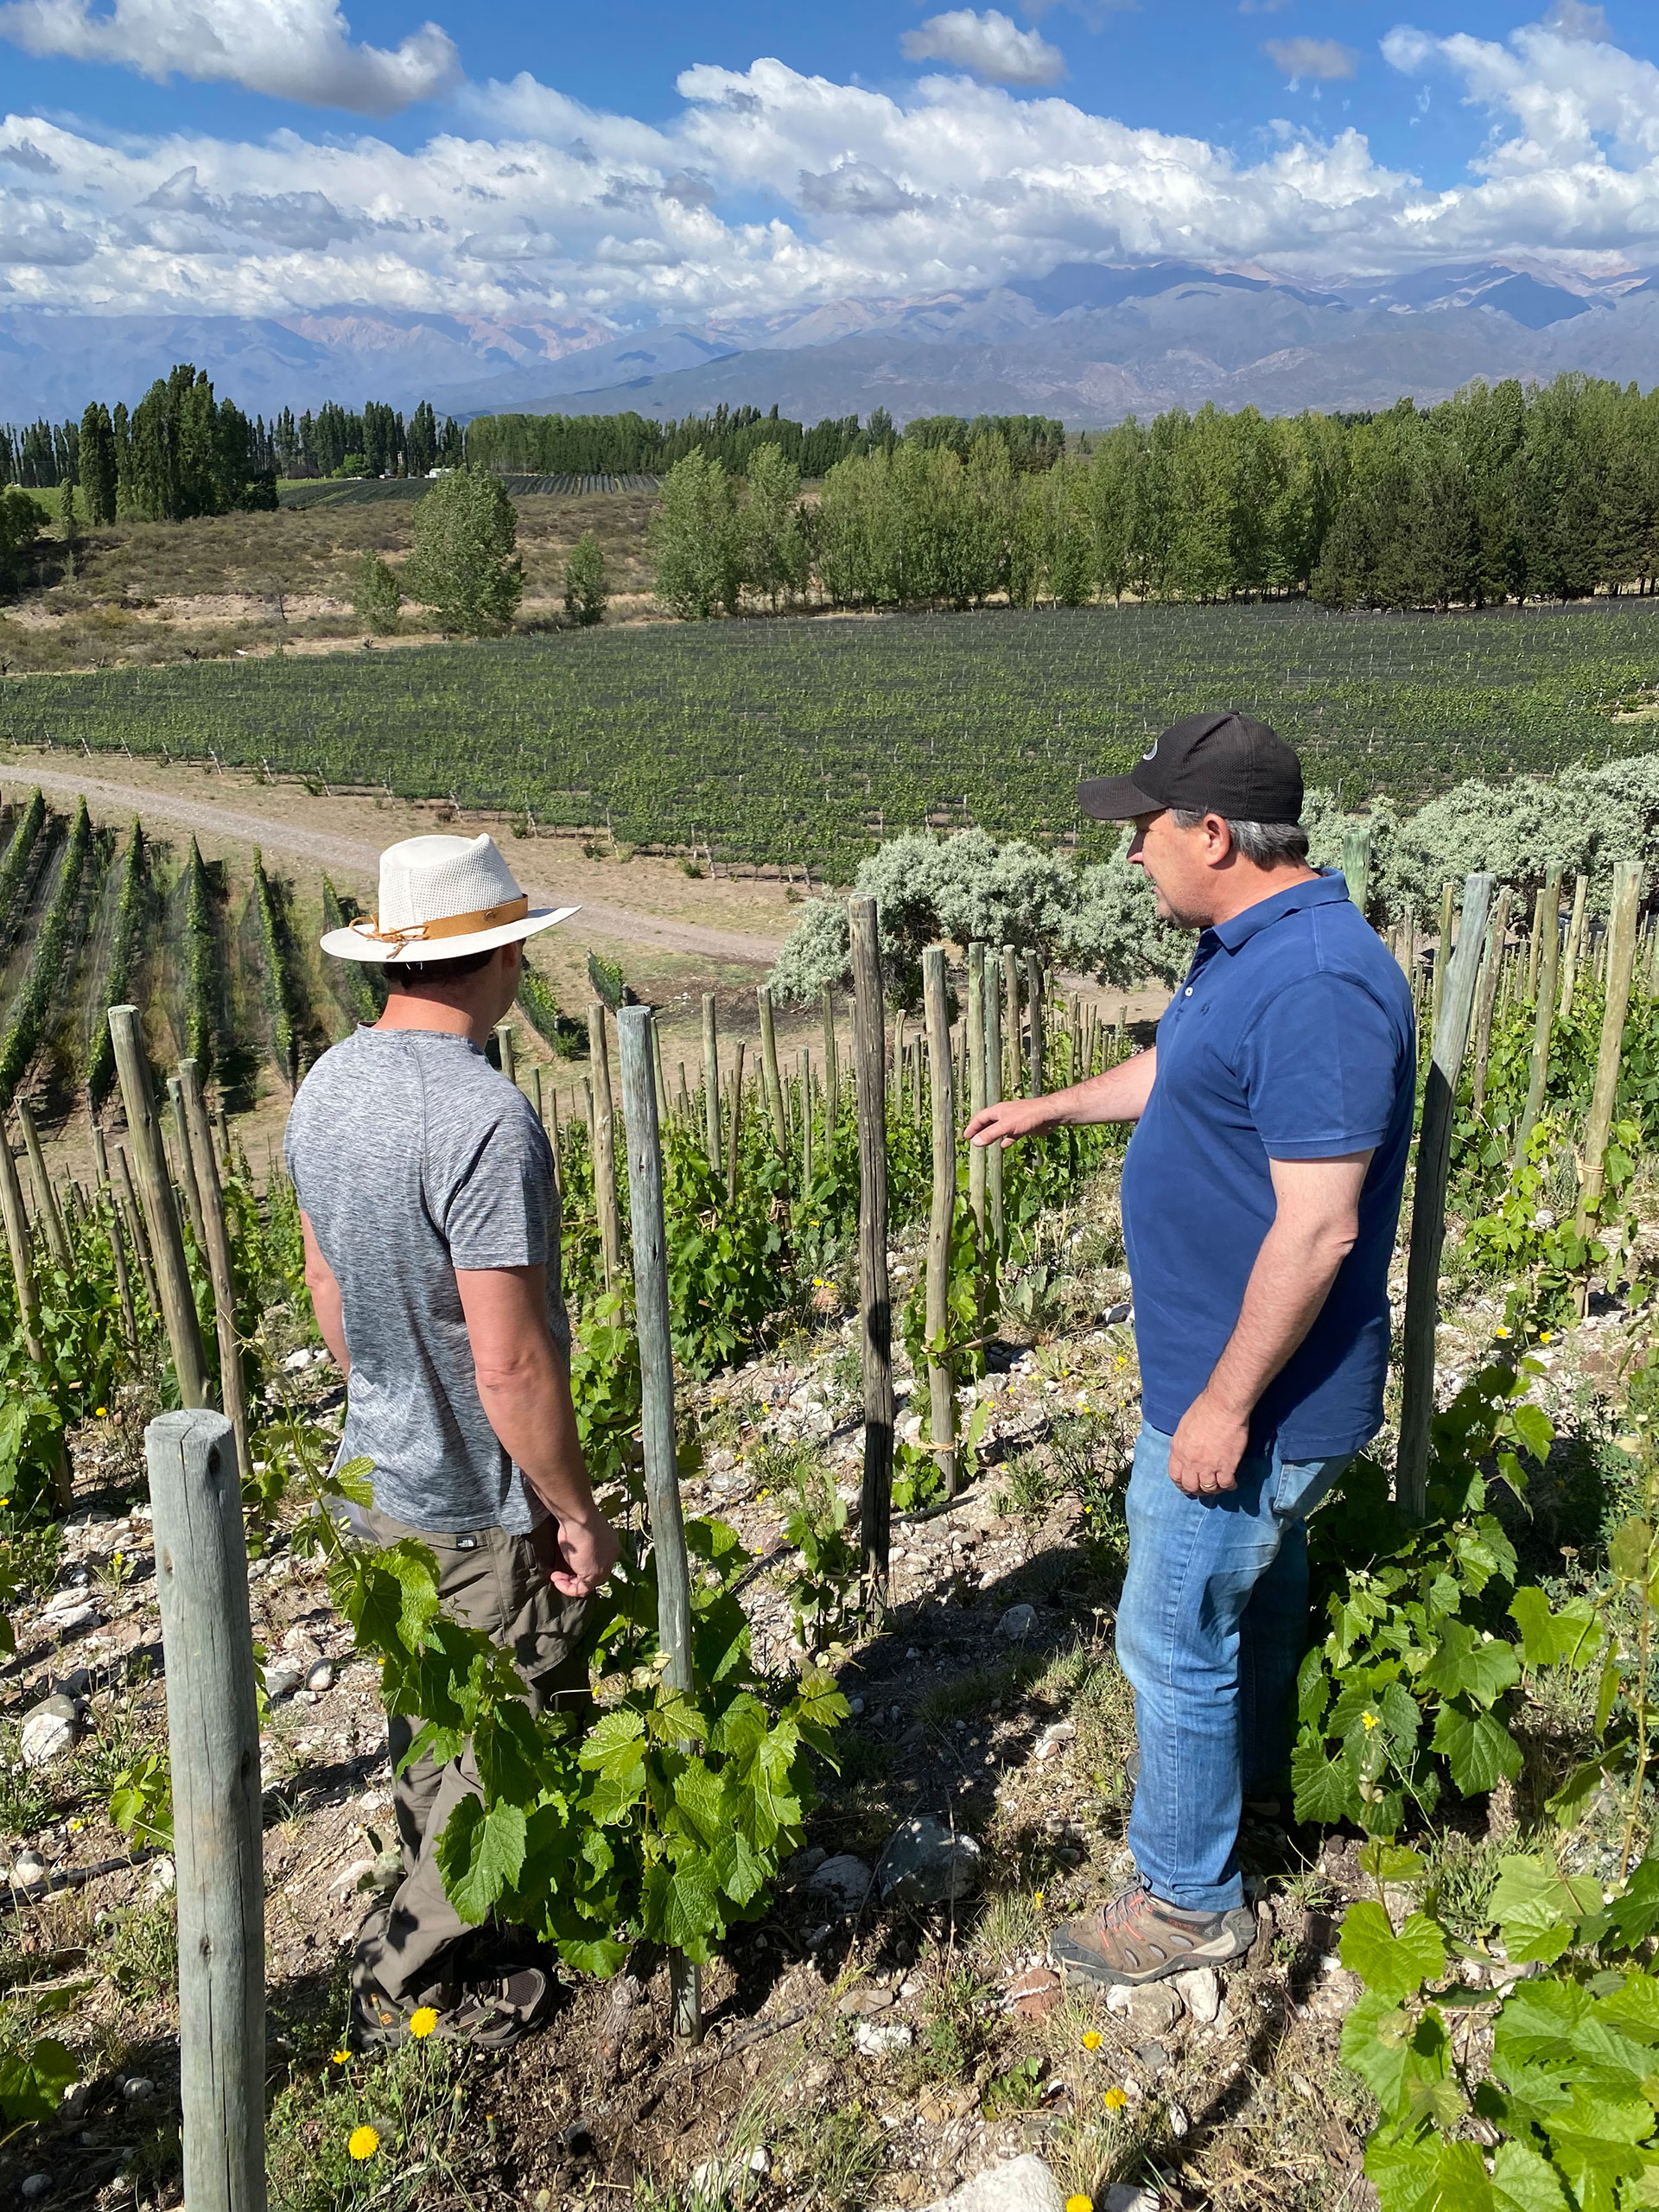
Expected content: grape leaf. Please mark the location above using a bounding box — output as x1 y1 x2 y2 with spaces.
435 1797 527 1923
1431 1704 1523 1796
1340 1901 1446 2001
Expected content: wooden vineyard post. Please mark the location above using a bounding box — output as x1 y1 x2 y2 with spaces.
145 1407 266 2212
849 899 894 1621
110 1006 211 1408
114 1142 159 1310
0 1123 45 1367
588 1004 622 1292
1430 881 1454 1040
1527 880 1548 1002
756 985 787 1158
724 1043 746 1205
167 1077 210 1254
614 1007 702 2046
822 986 839 1127
14 1101 69 1269
1560 875 1588 1014
1470 887 1514 1116
1002 945 1022 1099
1025 950 1045 1096
177 1060 253 1494
1397 874 1494 1522
493 1020 518 1090
1342 825 1373 920
701 994 721 1172
923 947 958 1497
1576 860 1643 1235
984 948 1005 1262
90 1122 137 1350
801 1051 813 1193
966 944 988 1262
1522 862 1574 1167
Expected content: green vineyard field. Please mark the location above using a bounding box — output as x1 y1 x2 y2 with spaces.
5 599 1659 871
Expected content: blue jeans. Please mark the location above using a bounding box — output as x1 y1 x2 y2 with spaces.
1115 1421 1351 1913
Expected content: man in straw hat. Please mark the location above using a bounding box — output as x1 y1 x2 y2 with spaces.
967 714 1415 1992
288 832 618 2049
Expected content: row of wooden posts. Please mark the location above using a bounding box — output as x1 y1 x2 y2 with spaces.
90 854 1656 2207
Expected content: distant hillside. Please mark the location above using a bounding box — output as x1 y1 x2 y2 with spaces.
3 260 1656 428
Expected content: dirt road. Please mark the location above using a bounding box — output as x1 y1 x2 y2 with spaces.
19 765 789 966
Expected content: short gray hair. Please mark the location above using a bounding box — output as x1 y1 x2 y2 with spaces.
1170 810 1309 868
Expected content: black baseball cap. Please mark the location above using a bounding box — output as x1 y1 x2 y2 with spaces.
1077 711 1303 823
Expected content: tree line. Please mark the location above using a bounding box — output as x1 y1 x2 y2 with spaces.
463 401 1067 480
646 373 1659 617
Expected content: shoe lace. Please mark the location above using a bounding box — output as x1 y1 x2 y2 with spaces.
1097 1881 1151 1933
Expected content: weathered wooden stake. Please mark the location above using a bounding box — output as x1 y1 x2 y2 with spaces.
849 900 894 1619
1526 880 1547 1002
1398 874 1494 1522
966 943 988 1261
1560 874 1588 1014
167 1077 210 1254
1470 886 1514 1116
1515 865 1566 1168
1024 949 1045 1096
801 1050 813 1192
701 994 721 1172
757 985 787 1157
113 1141 159 1309
588 1003 622 1291
14 1100 69 1269
177 1060 253 1495
1577 860 1643 1233
90 1122 137 1350
0 1128 46 1369
724 1042 746 1205
1430 880 1454 1039
493 1020 518 1089
614 1007 701 2046
822 985 839 1123
983 951 1005 1264
923 947 958 1497
1002 945 1022 1099
110 1006 211 1407
145 1407 266 2212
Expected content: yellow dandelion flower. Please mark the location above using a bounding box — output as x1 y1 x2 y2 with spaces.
1082 2029 1103 2051
331 2050 351 2066
94 1406 107 1417
1103 2085 1128 2112
1033 1889 1045 1907
409 2006 438 2040
1066 2197 1094 2212
1362 1712 1379 1731
1494 1325 1510 1339
347 2126 379 2162
1540 1330 1554 1344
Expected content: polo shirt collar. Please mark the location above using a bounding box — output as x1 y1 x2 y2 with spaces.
1208 869 1350 954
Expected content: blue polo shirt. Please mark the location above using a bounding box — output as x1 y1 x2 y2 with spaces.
1120 871 1415 1459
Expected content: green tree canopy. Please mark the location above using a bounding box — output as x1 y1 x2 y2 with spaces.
404 467 524 637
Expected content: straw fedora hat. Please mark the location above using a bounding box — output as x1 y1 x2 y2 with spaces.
321 834 580 964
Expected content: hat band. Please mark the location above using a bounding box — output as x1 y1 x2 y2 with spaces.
348 893 529 960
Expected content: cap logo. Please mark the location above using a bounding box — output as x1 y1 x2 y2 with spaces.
1141 739 1159 760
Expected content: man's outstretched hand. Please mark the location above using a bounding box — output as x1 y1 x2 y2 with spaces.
548 1507 621 1597
965 1096 1057 1148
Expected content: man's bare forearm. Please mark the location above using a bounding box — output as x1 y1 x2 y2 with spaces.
474 1349 601 1527
968 1046 1156 1147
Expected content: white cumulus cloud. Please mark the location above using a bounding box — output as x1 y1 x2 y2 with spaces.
1263 37 1360 84
0 0 460 115
900 10 1065 89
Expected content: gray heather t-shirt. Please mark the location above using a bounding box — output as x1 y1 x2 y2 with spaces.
283 1027 569 1535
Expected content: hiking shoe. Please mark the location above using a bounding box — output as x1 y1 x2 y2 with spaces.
437 1966 552 2050
1051 1882 1256 1989
1122 1748 1282 1821
350 1980 437 2052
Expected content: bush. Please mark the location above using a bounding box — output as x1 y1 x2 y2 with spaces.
404 466 523 636
352 550 402 634
562 531 607 625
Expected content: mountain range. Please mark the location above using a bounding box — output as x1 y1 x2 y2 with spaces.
3 260 1656 429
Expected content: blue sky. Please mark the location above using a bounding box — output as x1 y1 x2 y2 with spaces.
3 0 1657 327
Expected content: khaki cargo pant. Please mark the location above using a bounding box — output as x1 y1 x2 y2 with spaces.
350 1506 594 2006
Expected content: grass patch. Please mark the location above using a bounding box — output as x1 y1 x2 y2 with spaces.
267 2037 482 2212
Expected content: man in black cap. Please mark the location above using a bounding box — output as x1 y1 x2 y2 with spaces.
966 712 1415 1989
